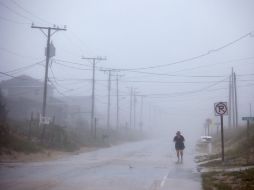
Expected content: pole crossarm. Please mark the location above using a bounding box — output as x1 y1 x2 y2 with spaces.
31 25 67 31
32 25 67 38
82 56 107 61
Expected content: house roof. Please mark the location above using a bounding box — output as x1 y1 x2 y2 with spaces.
0 75 52 89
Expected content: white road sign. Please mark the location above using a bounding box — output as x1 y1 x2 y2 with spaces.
39 115 51 125
214 102 228 116
242 117 254 121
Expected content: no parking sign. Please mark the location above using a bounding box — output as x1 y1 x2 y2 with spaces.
214 102 228 116
214 102 228 162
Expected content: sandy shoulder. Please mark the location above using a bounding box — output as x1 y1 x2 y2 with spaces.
0 147 97 163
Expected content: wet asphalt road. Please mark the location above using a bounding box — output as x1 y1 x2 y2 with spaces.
0 139 201 190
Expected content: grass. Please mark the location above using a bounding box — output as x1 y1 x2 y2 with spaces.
202 168 254 190
198 124 254 167
1 119 147 157
199 124 254 189
0 134 41 154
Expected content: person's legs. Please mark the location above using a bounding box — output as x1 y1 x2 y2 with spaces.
180 150 183 161
176 150 180 161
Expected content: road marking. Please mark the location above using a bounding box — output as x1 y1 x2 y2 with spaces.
160 175 167 188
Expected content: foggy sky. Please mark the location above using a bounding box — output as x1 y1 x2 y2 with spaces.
0 0 254 141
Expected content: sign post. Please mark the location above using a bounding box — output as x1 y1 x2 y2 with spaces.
214 102 228 162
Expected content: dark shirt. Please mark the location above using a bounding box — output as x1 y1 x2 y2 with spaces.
173 135 185 143
173 135 185 150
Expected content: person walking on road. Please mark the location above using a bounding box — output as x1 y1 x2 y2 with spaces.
173 131 185 163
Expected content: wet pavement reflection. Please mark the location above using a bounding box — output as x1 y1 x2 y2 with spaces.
0 139 201 190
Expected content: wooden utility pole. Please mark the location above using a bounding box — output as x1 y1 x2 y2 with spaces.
31 24 66 140
133 89 137 129
228 68 238 128
129 88 133 128
115 73 124 129
106 70 112 129
228 74 232 128
82 56 106 134
250 104 252 117
234 72 238 127
116 74 119 129
94 117 97 139
139 96 144 131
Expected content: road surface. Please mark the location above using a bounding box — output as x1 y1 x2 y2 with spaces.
0 139 201 190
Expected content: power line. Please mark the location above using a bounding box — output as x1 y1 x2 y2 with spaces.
49 63 75 92
0 15 30 25
46 75 254 83
115 31 253 71
48 79 66 97
54 59 92 67
2 60 45 75
54 59 92 72
0 71 16 78
68 30 99 57
123 70 226 78
141 83 254 100
61 32 86 56
172 56 254 74
53 57 253 79
0 47 42 60
0 1 33 22
53 60 92 71
9 0 52 25
238 73 254 77
116 79 254 84
52 58 232 78
139 77 228 97
0 71 43 81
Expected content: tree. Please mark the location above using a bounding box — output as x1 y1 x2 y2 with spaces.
0 90 7 124
0 89 9 144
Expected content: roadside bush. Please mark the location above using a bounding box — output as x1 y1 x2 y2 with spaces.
0 90 10 149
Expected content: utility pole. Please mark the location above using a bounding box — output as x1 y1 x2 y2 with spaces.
114 73 124 129
133 89 137 129
129 88 133 128
94 117 97 139
140 96 144 131
82 56 106 135
148 103 152 128
228 68 238 128
104 70 112 129
232 69 236 128
234 72 238 127
116 74 119 129
250 104 252 117
228 74 232 128
31 24 66 140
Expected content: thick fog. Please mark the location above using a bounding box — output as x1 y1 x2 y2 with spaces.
0 0 254 143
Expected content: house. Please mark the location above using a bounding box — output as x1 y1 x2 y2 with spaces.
0 75 92 128
0 75 53 101
0 75 67 125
